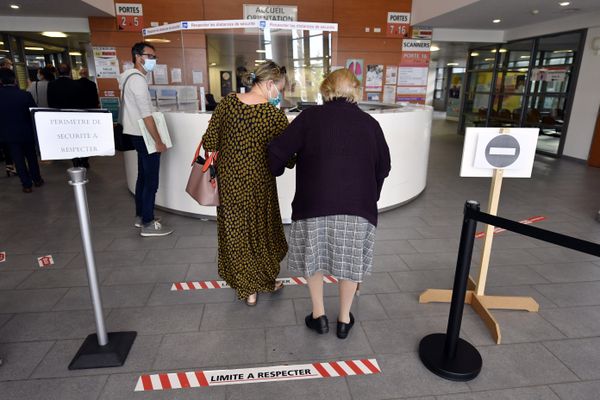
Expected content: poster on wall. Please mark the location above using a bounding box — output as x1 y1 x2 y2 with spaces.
115 3 144 32
398 67 428 86
383 85 396 103
396 86 427 103
93 47 119 79
171 68 182 83
446 73 463 121
365 65 384 92
153 65 168 85
220 71 233 97
385 66 398 85
345 59 364 83
100 97 120 123
387 12 410 37
193 70 203 84
367 93 380 102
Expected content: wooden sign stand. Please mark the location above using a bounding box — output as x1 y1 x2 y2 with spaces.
419 129 539 344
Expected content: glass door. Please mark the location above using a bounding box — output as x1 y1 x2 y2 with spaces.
527 32 582 155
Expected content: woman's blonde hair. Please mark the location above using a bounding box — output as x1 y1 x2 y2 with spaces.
320 69 361 103
241 60 288 87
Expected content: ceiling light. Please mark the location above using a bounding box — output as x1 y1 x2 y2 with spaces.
0 41 3 45
470 52 480 57
145 38 171 43
35 56 45 60
254 59 266 63
256 49 266 53
499 48 507 53
493 19 501 23
559 2 570 6
430 45 440 52
0 49 9 53
69 51 82 56
553 49 573 53
520 55 530 58
25 46 44 51
447 62 459 66
10 4 20 9
41 31 67 38
209 62 216 66
518 68 529 72
484 58 495 61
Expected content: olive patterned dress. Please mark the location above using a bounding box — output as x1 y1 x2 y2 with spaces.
202 94 289 300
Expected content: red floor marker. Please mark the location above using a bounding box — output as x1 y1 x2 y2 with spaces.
134 359 381 391
171 275 339 291
37 255 54 268
475 216 545 239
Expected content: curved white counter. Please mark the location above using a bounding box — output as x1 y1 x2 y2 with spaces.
124 105 433 223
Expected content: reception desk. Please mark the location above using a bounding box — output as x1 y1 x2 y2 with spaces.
124 103 433 223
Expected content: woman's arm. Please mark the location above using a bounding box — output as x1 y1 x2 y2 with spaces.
268 112 305 176
202 100 224 152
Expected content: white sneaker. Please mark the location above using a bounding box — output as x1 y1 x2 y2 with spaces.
135 216 160 228
140 220 173 237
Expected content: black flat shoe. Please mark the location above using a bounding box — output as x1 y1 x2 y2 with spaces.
305 313 329 334
337 312 355 339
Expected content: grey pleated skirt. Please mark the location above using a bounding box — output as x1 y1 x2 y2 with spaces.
287 214 376 282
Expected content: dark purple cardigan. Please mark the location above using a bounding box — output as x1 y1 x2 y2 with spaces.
268 99 391 226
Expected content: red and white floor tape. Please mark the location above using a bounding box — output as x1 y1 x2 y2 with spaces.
171 275 339 291
134 358 381 391
475 216 545 239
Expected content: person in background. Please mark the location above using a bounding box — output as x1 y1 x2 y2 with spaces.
78 68 100 109
47 63 90 169
27 66 55 108
120 42 173 237
0 57 16 177
201 60 288 306
0 68 44 193
268 68 391 339
0 57 13 70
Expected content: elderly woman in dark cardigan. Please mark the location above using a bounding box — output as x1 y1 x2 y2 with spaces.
268 69 391 339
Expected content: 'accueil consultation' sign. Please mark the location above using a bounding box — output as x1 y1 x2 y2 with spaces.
33 111 115 161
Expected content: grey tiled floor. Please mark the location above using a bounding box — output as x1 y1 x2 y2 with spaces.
1 114 600 399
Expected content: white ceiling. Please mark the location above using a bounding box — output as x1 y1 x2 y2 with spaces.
0 0 113 17
419 0 600 30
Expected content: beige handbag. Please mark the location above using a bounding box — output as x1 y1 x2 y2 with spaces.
185 141 219 206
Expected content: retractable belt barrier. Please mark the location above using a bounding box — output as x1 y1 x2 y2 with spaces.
419 200 600 382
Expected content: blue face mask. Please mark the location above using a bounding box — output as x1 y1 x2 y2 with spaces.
143 58 156 73
269 84 281 107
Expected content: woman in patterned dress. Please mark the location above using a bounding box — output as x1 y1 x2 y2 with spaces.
202 61 289 306
268 69 391 338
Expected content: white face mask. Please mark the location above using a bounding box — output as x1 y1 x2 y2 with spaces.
142 58 156 73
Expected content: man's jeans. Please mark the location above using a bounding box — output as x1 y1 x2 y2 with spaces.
130 135 161 225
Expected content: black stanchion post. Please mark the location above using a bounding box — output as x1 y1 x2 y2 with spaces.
419 200 483 381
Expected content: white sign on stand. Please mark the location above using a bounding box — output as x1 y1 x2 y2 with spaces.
460 128 539 178
32 110 115 161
